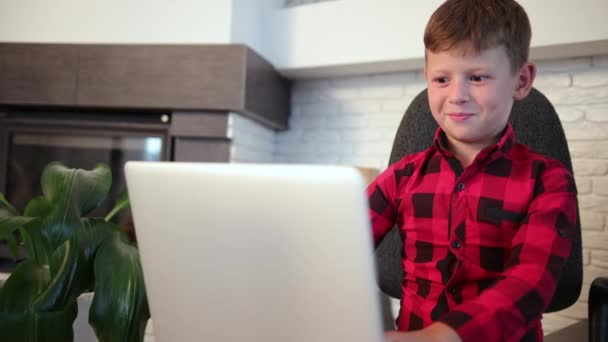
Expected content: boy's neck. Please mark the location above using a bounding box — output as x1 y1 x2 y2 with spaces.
445 136 498 168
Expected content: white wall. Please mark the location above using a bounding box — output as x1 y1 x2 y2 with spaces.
0 0 233 44
230 0 283 55
265 0 608 77
1 0 606 78
274 54 608 334
265 0 442 75
0 0 281 53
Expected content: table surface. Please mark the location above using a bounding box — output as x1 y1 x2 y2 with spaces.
545 319 588 342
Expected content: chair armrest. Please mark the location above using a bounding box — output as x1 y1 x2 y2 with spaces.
589 277 608 342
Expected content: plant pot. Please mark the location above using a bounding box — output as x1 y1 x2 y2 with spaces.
73 292 97 342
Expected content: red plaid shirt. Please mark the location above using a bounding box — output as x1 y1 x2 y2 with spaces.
368 124 577 342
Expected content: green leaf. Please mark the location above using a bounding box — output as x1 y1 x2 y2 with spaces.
16 196 52 265
40 211 82 261
40 163 112 254
24 195 52 218
0 259 50 314
0 192 18 215
0 300 78 342
0 206 35 259
90 232 150 342
78 218 123 291
34 237 86 312
104 189 130 222
0 163 147 341
41 162 112 217
0 192 34 259
0 257 77 342
80 219 122 261
20 219 50 266
1 230 19 261
30 301 78 342
33 301 78 342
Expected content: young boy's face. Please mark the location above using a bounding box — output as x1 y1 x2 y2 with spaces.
424 44 531 150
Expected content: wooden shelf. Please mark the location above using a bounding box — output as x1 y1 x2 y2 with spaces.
0 43 290 130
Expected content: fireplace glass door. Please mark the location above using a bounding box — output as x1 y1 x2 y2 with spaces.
8 132 163 213
0 112 170 271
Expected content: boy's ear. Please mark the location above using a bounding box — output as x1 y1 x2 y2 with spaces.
514 62 537 100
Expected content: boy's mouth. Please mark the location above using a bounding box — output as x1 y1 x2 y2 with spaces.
447 112 475 122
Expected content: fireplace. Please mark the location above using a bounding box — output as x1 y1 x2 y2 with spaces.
2 110 169 210
0 43 291 271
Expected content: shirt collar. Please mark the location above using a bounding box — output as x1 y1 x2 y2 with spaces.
433 123 515 160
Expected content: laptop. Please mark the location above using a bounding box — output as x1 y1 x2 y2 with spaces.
125 162 384 342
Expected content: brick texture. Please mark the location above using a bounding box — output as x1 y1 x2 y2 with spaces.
228 113 275 163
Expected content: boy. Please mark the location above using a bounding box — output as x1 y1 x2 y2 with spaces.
368 1 578 341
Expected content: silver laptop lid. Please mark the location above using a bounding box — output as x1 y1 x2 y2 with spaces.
125 162 383 342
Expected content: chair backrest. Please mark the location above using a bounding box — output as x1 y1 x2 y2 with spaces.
375 88 583 313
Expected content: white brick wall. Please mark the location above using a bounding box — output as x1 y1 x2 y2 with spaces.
276 54 608 334
228 113 275 163
276 71 425 169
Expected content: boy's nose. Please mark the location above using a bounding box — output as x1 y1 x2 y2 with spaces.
448 80 470 104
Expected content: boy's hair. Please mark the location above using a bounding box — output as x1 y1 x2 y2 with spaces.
424 0 531 73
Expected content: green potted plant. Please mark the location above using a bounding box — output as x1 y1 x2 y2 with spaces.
0 162 150 341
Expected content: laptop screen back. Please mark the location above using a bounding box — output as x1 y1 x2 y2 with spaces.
125 162 383 342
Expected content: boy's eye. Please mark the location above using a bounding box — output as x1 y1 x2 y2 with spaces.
470 75 489 82
433 77 448 84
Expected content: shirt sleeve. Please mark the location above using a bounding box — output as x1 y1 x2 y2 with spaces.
438 161 578 341
367 165 400 247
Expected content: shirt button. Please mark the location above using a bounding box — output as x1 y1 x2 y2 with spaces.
456 183 465 191
451 240 462 249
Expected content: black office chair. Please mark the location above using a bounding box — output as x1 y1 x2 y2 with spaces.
374 88 608 339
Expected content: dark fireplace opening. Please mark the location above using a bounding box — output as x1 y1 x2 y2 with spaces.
0 109 172 272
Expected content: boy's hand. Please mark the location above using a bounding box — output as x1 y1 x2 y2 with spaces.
384 322 462 342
